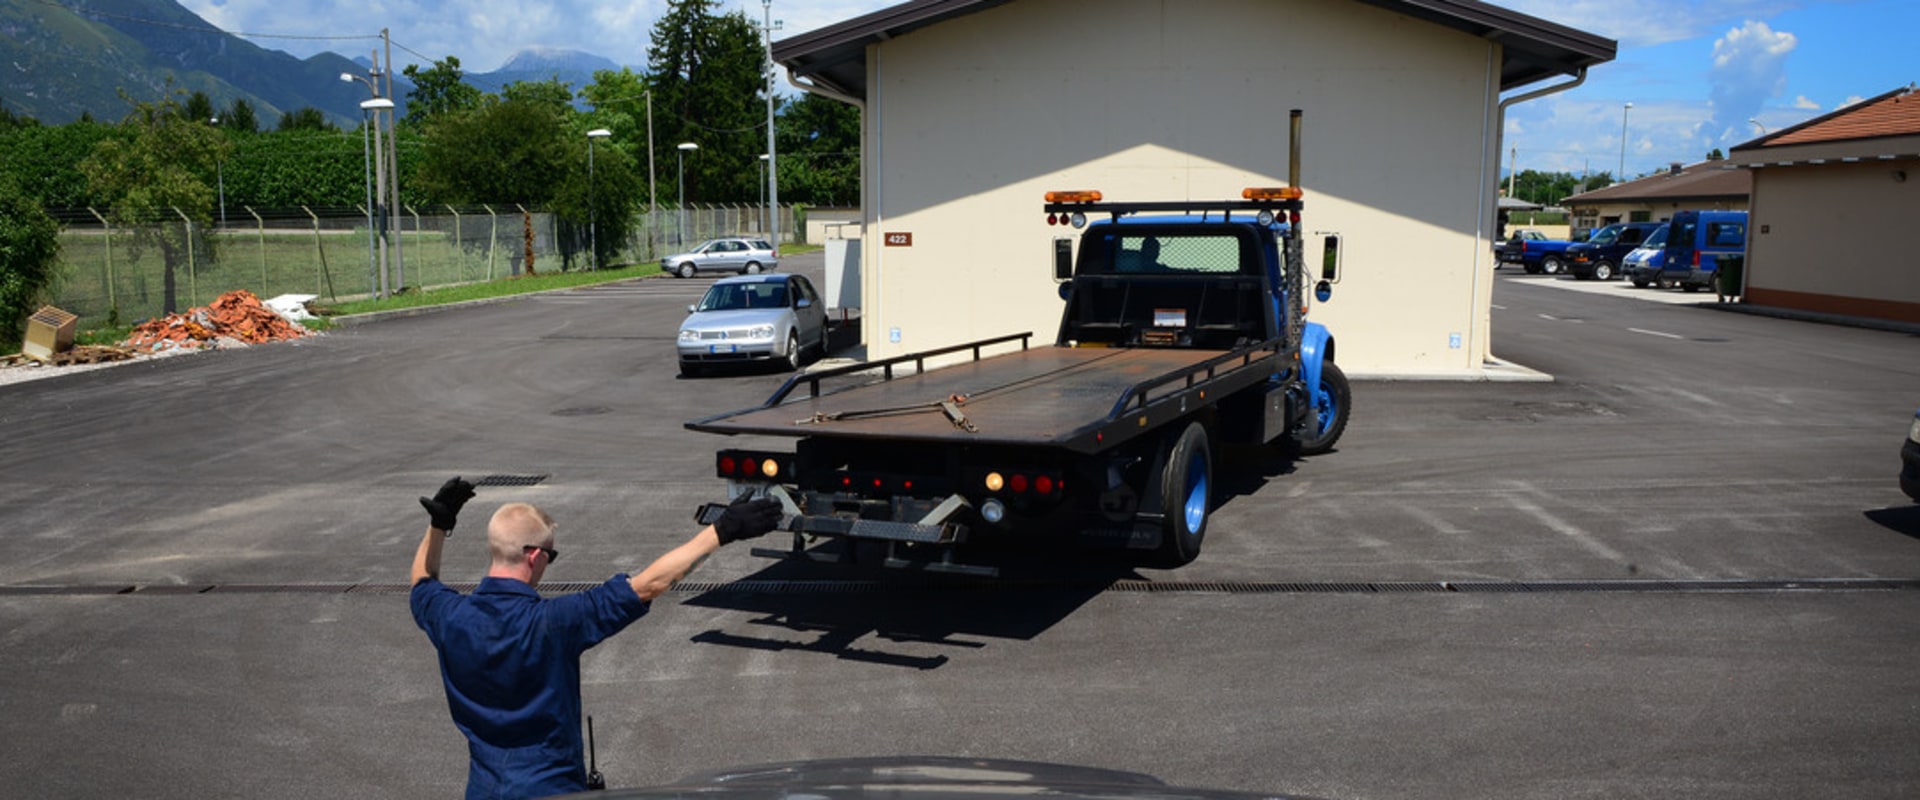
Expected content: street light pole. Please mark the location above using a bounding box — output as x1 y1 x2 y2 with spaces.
646 92 657 259
1618 101 1633 180
587 129 612 270
1748 118 1768 135
357 105 375 295
763 0 783 254
343 69 393 298
210 117 226 228
758 154 769 233
677 142 699 245
362 97 394 297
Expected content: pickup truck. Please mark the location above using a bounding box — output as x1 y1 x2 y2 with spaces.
684 115 1347 576
1497 229 1577 274
1566 221 1662 281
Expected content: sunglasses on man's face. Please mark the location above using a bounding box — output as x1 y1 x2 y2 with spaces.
524 545 559 564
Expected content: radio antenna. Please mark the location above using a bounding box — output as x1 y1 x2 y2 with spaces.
586 715 606 790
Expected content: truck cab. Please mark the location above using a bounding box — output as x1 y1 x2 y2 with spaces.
1057 218 1282 351
1566 221 1662 281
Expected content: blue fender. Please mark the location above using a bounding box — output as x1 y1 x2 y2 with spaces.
1300 322 1332 391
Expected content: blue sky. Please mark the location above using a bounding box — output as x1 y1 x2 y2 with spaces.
186 0 1916 180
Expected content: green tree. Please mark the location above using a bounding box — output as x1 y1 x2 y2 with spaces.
222 99 261 134
581 68 662 211
0 119 119 208
184 91 216 125
777 92 859 206
648 0 772 204
0 175 62 351
413 95 570 206
403 56 484 125
278 106 334 133
501 79 576 113
79 88 231 314
1706 147 1724 161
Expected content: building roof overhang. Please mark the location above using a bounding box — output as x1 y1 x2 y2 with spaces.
774 0 1615 100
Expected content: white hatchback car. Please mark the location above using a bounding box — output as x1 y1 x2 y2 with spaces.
661 237 779 278
676 273 829 377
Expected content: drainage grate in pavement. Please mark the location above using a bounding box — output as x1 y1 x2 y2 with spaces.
476 474 549 487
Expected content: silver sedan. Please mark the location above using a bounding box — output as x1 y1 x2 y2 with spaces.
676 273 829 377
661 237 779 278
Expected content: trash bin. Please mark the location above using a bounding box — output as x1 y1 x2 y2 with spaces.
1715 254 1744 301
22 305 77 361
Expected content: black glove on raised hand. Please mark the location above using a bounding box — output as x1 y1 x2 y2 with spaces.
419 477 477 532
713 495 783 544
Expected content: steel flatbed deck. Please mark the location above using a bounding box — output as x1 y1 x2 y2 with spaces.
685 334 1285 456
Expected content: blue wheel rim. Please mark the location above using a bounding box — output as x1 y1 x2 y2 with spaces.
1182 449 1208 533
1314 379 1341 435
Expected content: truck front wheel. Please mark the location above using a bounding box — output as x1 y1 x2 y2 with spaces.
1541 255 1565 274
1155 421 1212 567
1296 362 1351 455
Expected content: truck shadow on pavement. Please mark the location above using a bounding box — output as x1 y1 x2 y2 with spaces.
1863 505 1920 540
680 545 1146 670
676 445 1304 670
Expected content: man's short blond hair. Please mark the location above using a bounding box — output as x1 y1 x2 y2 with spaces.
487 502 556 566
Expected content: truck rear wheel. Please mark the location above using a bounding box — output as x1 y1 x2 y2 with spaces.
1155 421 1212 567
1296 362 1350 455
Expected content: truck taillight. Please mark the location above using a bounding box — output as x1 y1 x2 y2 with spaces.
983 471 1063 496
716 450 790 480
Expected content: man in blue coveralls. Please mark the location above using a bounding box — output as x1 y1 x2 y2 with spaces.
409 477 782 799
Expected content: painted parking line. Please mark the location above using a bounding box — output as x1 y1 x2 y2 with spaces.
1629 327 1685 339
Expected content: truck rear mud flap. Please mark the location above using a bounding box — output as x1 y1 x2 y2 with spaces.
695 488 997 577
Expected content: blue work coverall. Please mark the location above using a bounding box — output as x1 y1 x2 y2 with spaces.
412 574 649 799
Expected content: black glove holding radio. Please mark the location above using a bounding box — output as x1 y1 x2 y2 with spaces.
420 477 477 533
713 494 783 544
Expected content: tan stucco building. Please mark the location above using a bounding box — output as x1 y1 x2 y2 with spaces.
1561 161 1750 239
1726 85 1920 325
776 0 1612 377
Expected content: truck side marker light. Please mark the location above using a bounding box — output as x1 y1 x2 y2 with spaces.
761 459 779 479
985 472 1005 491
1243 186 1304 200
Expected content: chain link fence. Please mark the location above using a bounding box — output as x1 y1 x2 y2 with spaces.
42 204 799 329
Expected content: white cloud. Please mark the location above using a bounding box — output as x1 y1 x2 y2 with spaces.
1705 20 1796 148
1497 0 1805 48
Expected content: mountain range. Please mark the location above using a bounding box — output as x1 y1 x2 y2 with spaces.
0 0 626 127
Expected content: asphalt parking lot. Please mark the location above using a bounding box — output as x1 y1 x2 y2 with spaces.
1 255 1916 800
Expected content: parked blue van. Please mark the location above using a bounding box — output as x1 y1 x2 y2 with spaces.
1622 223 1670 286
1638 210 1747 292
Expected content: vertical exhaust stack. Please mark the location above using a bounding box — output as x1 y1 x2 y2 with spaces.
1289 109 1303 190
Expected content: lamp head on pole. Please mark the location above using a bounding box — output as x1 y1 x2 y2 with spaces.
587 129 612 139
677 142 699 151
360 98 395 111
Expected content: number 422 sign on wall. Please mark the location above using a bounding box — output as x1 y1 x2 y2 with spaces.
885 232 913 247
